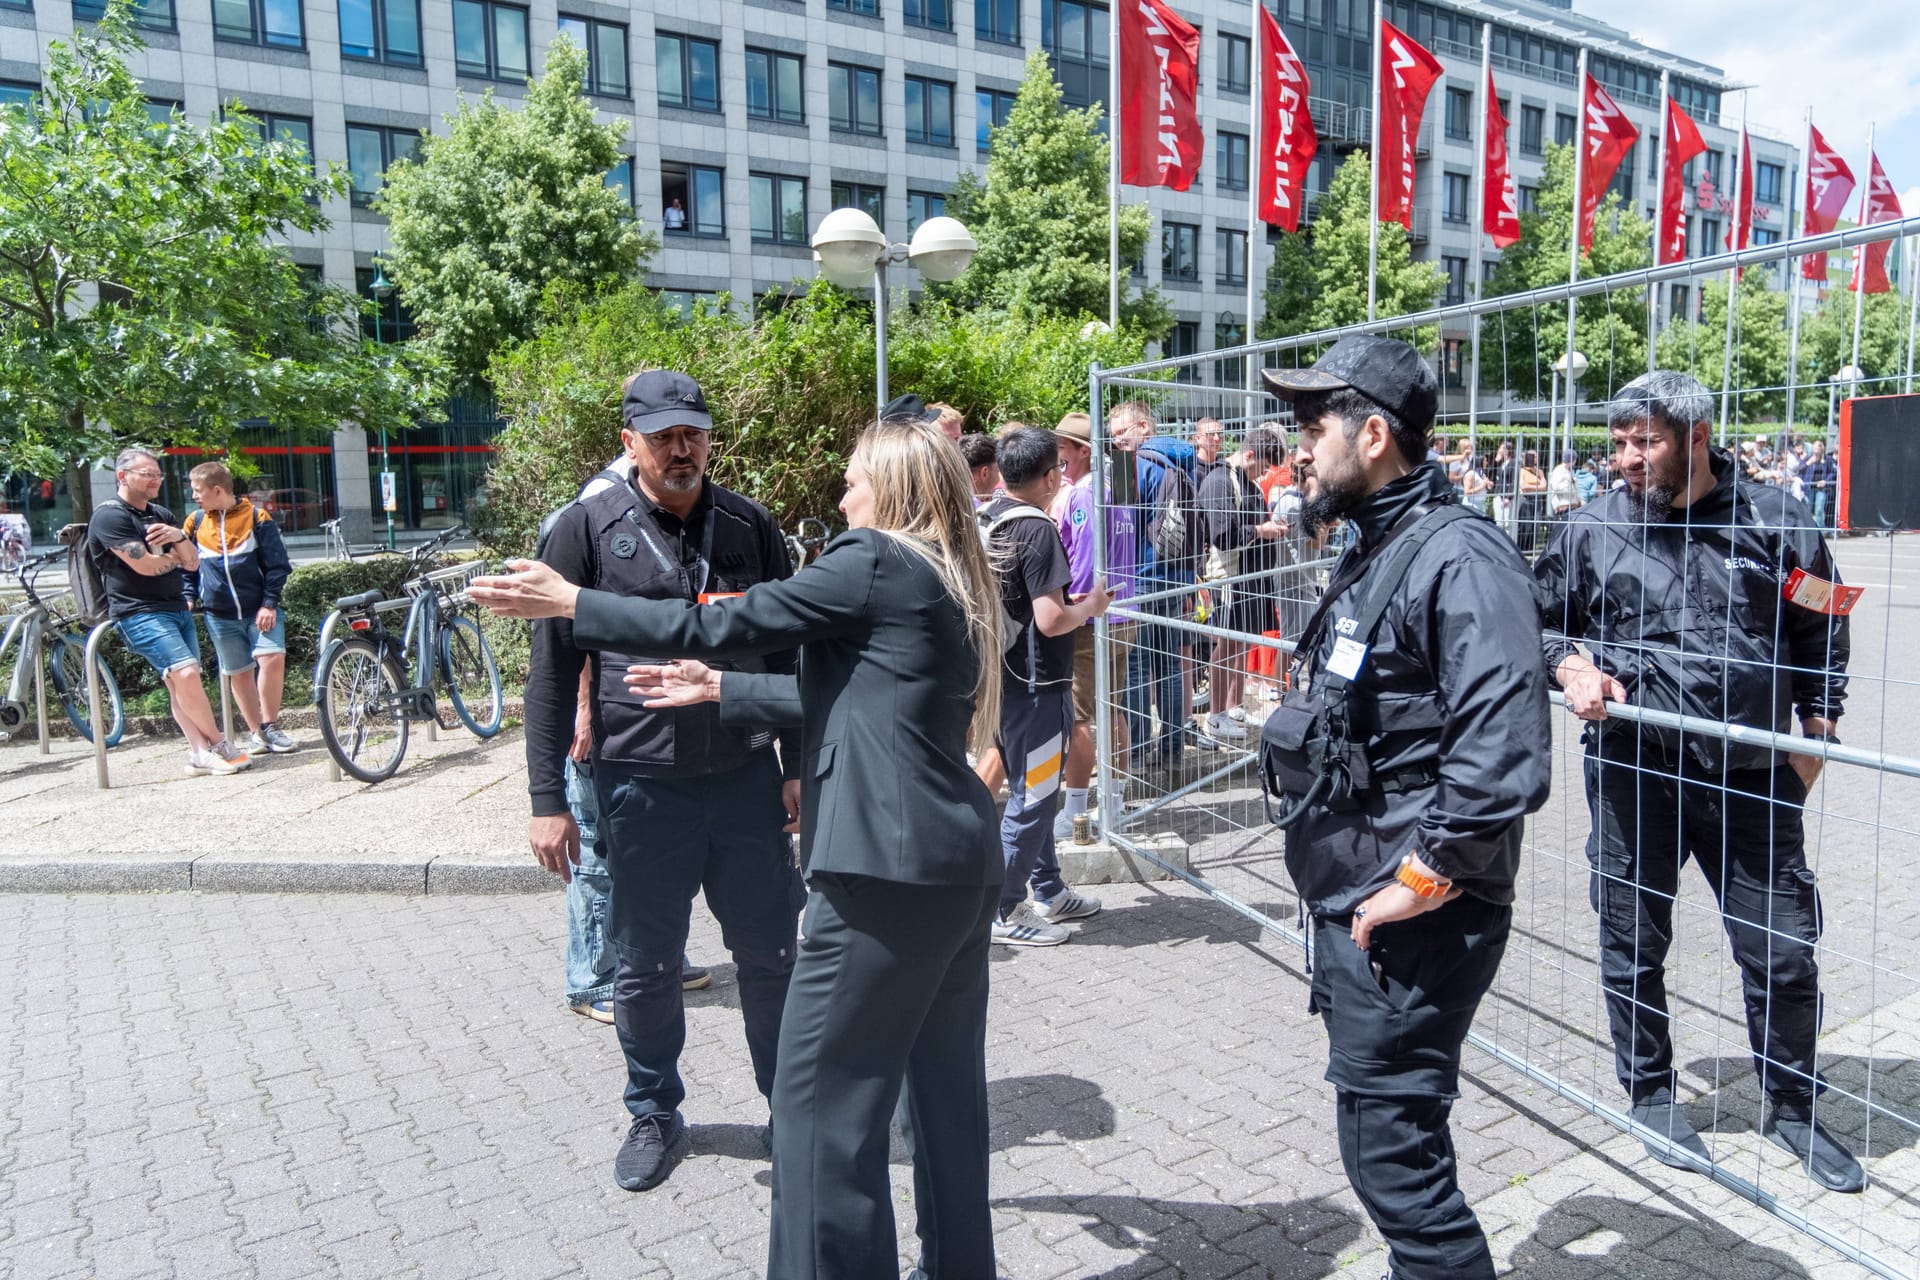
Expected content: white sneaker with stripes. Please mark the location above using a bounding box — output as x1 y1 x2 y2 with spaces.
991 902 1070 947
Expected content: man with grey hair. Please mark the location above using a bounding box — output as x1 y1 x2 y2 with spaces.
1533 369 1863 1193
87 447 250 774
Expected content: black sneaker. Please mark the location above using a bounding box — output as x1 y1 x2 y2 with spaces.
1765 1102 1866 1193
1628 1094 1710 1171
614 1111 687 1191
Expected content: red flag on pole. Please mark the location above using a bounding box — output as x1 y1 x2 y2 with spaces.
1257 5 1316 231
1482 69 1519 248
1117 0 1203 190
1658 100 1705 264
1850 153 1903 294
1376 20 1443 229
1577 74 1640 251
1801 124 1857 281
1725 130 1753 254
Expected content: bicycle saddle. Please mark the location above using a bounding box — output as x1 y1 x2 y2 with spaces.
335 589 384 609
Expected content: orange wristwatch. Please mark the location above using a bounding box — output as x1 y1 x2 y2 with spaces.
1396 853 1452 899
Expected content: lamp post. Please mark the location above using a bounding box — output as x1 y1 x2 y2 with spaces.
1834 363 1865 451
1552 348 1590 465
811 210 976 420
370 266 397 550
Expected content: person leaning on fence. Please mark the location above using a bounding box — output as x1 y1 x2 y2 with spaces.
1260 336 1552 1280
184 462 298 755
87 447 252 775
1532 369 1866 1195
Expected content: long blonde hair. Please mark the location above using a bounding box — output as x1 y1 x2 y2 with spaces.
851 418 1002 748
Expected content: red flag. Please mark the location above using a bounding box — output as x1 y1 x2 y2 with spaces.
1257 5 1316 230
1801 124 1857 281
1724 131 1753 254
1117 0 1203 190
1482 69 1519 248
1376 20 1443 229
1850 153 1902 294
1657 100 1705 264
1577 74 1640 251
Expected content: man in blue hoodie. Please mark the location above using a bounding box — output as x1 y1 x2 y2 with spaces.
187 462 298 754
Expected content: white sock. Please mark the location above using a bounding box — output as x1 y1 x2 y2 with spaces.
1064 787 1090 818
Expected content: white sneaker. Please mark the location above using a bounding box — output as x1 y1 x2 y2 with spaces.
1227 706 1248 724
1205 713 1247 742
187 747 250 776
1032 887 1102 922
237 731 266 755
992 902 1070 947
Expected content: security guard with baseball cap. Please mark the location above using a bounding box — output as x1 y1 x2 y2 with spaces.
524 369 803 1193
1259 336 1551 1280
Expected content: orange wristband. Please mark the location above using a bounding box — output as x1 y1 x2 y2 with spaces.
1395 853 1452 899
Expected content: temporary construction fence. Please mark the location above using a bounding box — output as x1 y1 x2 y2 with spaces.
1086 215 1920 1278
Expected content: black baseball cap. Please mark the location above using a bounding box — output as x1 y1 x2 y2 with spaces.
880 393 939 426
1260 335 1438 430
622 370 713 435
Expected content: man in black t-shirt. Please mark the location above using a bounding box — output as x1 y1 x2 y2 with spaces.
86 447 250 774
983 427 1112 947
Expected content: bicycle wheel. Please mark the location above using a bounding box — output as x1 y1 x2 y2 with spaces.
439 614 503 738
47 634 125 747
316 638 410 783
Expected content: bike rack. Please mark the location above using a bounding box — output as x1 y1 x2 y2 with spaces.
33 643 49 755
84 619 115 790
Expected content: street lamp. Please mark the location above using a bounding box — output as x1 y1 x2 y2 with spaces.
1832 364 1865 450
1552 349 1590 463
811 210 976 421
370 265 397 550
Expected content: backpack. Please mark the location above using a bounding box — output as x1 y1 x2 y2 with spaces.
976 501 1056 654
59 522 111 627
1139 447 1204 569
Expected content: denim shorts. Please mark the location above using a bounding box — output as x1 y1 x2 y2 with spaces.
116 609 201 677
204 612 288 675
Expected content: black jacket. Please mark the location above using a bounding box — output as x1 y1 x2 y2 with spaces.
1198 463 1277 576
1287 464 1552 915
1533 449 1849 773
525 476 797 818
572 528 1001 887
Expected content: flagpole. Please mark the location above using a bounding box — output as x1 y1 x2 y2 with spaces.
1246 0 1263 396
1649 70 1669 371
1366 0 1382 322
1904 236 1918 392
1848 122 1874 396
1785 108 1810 431
1467 22 1490 457
1564 49 1587 466
1108 5 1120 330
1717 93 1745 447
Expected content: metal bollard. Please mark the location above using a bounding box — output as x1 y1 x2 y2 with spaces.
218 671 234 746
33 646 48 755
85 620 114 789
315 608 343 783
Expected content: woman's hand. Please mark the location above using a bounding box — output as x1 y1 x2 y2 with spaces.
624 659 722 707
469 559 581 620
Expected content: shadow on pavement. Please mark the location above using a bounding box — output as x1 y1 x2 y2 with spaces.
1508 1193 1815 1278
1056 895 1270 949
994 1192 1364 1278
1682 1052 1920 1160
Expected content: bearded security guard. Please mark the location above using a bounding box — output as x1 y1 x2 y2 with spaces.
1259 336 1551 1280
523 369 802 1193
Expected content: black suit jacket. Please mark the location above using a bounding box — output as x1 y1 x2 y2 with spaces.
572 528 1000 887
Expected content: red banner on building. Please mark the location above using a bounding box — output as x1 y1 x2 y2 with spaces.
1657 100 1705 264
1577 74 1640 251
1801 124 1857 281
1851 153 1902 294
1257 5 1316 230
1376 20 1443 229
1483 69 1519 248
1117 0 1203 190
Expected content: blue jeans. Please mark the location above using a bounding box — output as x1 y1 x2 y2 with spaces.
116 609 200 677
564 758 616 1006
1125 580 1191 765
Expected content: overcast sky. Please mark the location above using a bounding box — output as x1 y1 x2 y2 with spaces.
1583 0 1919 216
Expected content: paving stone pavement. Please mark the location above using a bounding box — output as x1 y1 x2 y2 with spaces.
0 885 1895 1280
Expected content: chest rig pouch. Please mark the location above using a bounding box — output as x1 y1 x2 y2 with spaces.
1260 502 1475 829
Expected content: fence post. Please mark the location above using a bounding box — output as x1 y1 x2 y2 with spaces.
219 671 234 746
85 620 114 790
1089 361 1115 836
33 639 49 755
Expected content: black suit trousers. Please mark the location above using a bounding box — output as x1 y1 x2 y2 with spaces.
767 872 999 1280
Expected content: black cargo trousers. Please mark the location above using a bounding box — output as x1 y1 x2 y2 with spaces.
1310 895 1510 1280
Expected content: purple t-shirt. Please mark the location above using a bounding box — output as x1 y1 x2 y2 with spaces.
1056 473 1136 608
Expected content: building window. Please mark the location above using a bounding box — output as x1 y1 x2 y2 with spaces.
345 123 418 207
746 48 803 124
657 33 720 112
976 87 1016 152
1698 217 1720 258
829 63 883 135
750 173 808 244
0 0 29 11
1216 227 1247 287
1670 283 1691 321
977 0 1018 44
338 0 420 66
1517 184 1538 215
557 15 629 97
827 0 875 13
1702 149 1723 189
1608 146 1634 201
1441 254 1468 304
1755 160 1784 206
831 181 886 229
908 189 946 233
606 157 633 209
904 0 949 30
1162 221 1199 282
453 0 528 80
214 0 304 48
1168 320 1200 382
145 97 182 123
1519 104 1543 155
1219 32 1250 94
1442 171 1469 223
240 110 314 171
357 268 417 342
661 161 724 237
1042 0 1109 111
1554 110 1575 146
0 80 37 108
1445 86 1471 140
658 289 722 320
1439 337 1464 389
1216 132 1249 192
75 0 174 27
1214 320 1245 386
1753 227 1780 247
905 76 954 146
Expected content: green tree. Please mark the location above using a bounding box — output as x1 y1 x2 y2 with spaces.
377 37 653 388
938 50 1170 339
1653 270 1791 425
0 6 438 518
1256 151 1445 352
1483 142 1652 404
1799 288 1912 415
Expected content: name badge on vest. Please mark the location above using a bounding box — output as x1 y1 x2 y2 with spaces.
611 532 638 559
1326 636 1369 681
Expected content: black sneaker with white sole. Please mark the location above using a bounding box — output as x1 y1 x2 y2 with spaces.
614 1111 687 1191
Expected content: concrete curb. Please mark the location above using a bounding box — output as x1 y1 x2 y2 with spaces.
0 855 561 895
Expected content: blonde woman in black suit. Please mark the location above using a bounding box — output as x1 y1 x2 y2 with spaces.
474 418 1006 1280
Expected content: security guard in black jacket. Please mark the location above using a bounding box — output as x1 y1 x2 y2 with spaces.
523 370 802 1194
1260 337 1551 1280
1533 370 1864 1194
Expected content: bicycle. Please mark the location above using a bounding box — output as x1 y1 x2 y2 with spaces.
312 528 504 783
321 518 386 562
784 516 831 574
0 551 126 746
